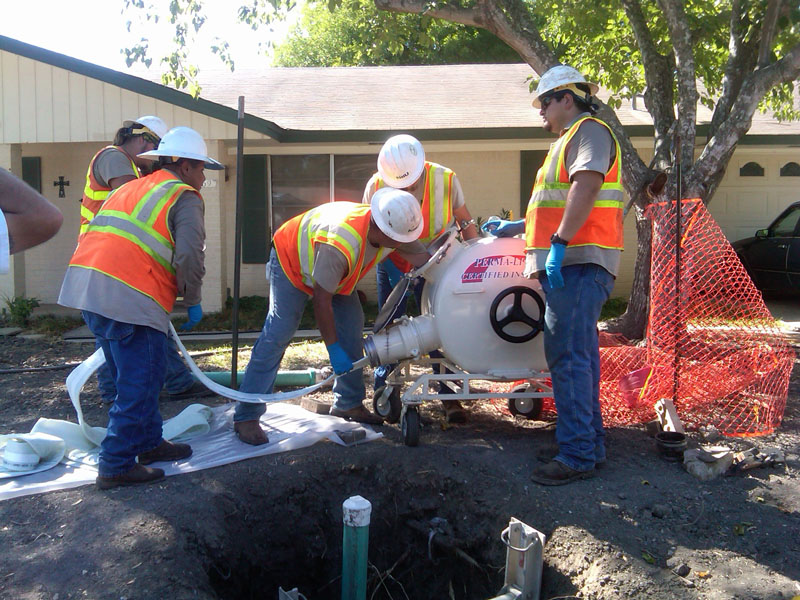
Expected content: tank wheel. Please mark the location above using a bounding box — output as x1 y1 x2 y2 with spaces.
373 386 402 424
507 383 543 420
402 407 421 447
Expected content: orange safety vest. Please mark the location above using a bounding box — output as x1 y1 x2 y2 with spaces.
373 161 455 271
79 146 141 240
274 202 389 296
68 170 197 313
525 116 624 251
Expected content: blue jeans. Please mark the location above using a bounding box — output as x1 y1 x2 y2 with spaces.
95 336 194 402
83 311 166 477
234 249 366 422
541 264 614 472
373 261 450 393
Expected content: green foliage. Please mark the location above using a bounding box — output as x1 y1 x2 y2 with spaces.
600 297 628 321
273 0 519 66
1 296 40 328
28 315 84 337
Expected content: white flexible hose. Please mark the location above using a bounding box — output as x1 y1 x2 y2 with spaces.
169 323 370 404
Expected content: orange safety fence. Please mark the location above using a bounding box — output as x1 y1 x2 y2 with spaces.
494 199 794 436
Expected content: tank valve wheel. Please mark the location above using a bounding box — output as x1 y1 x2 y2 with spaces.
489 286 545 343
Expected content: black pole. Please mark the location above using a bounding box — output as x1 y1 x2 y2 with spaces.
672 133 682 404
231 96 245 389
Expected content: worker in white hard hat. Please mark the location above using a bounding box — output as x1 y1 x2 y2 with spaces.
232 189 430 446
58 126 224 489
363 134 479 424
483 64 623 486
78 117 214 406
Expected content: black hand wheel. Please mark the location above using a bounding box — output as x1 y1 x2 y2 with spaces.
372 386 402 424
402 407 420 447
489 286 545 343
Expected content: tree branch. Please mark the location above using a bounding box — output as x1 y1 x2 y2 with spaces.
694 42 800 187
757 0 783 67
373 0 557 73
620 0 675 169
657 0 698 169
709 0 757 139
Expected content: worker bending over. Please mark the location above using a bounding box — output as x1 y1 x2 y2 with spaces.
363 134 479 424
233 189 429 446
484 65 623 485
59 127 223 489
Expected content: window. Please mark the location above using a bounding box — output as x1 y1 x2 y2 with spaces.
21 157 42 192
739 162 764 177
771 205 800 237
334 155 376 202
780 162 800 177
270 155 330 232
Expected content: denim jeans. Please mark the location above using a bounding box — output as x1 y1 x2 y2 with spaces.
541 263 614 472
234 249 366 423
373 262 450 393
95 336 194 402
83 311 166 477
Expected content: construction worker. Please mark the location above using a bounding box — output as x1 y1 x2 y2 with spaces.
58 127 223 489
79 116 211 404
363 134 479 424
233 189 429 446
483 65 623 485
0 168 63 273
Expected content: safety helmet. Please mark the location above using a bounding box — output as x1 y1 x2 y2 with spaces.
370 187 424 243
377 134 425 189
123 115 169 140
532 65 599 108
138 126 224 170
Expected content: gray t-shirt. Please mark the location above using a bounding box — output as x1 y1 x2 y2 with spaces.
313 240 426 294
93 147 137 187
524 113 620 278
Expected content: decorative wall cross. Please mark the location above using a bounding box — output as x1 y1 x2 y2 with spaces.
53 175 70 198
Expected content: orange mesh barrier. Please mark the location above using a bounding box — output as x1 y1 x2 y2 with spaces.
495 199 794 436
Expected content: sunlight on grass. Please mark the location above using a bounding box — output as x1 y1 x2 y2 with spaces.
282 340 329 369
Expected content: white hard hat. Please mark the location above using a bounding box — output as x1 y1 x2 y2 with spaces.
377 134 425 189
123 115 169 139
138 126 223 170
370 187 424 243
532 65 599 108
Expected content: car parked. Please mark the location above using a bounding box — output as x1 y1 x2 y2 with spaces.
732 201 800 293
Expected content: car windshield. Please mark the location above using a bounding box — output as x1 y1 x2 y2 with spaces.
771 205 800 237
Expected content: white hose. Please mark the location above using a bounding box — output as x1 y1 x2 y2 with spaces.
169 323 370 404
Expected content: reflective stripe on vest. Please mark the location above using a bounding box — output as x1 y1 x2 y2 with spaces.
79 146 141 238
68 170 195 312
525 116 624 251
274 202 388 296
374 161 454 245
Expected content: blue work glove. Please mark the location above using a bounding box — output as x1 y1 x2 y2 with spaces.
481 217 525 238
326 341 354 375
179 304 203 331
383 259 405 289
545 243 566 289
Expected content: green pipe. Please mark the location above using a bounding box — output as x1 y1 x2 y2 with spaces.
200 369 320 387
342 495 371 600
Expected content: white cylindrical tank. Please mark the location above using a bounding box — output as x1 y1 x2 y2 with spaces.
364 235 548 376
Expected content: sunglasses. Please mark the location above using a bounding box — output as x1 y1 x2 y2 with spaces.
141 132 161 146
540 92 567 110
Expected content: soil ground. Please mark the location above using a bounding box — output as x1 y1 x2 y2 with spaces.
0 334 799 600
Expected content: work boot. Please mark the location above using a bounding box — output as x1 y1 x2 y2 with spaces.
442 400 467 424
234 420 269 446
530 459 594 486
330 404 384 426
137 439 193 465
161 380 216 401
96 464 165 490
537 445 606 468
